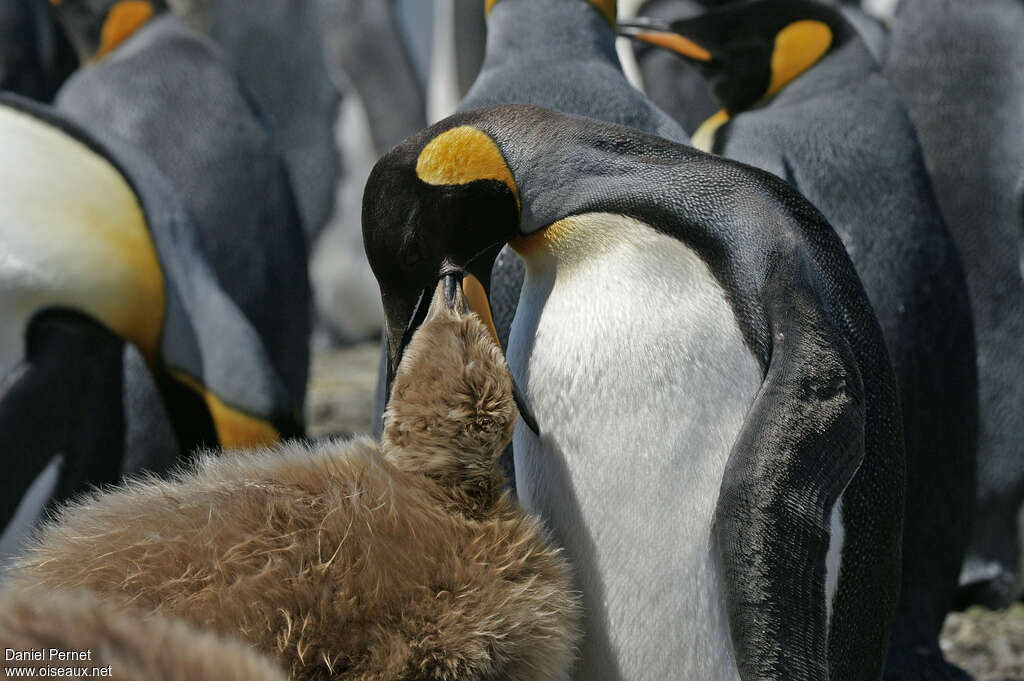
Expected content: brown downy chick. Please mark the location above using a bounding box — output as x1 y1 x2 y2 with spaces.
0 589 288 681
4 279 580 681
382 276 516 517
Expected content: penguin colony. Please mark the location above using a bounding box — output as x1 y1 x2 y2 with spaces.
1 0 1022 680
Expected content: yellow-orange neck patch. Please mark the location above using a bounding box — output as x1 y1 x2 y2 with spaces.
692 109 730 153
485 0 617 28
95 1 154 60
170 371 281 448
511 215 581 258
766 20 833 99
416 126 520 206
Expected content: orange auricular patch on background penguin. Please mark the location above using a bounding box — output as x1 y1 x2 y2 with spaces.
766 20 833 98
95 1 154 60
485 0 617 27
415 126 520 206
170 371 281 448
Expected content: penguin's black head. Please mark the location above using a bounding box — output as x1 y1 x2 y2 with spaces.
49 0 165 63
363 120 521 397
621 0 853 113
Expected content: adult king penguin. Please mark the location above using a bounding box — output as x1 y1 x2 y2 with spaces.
372 0 690 435
0 93 295 551
363 103 905 681
620 2 977 677
49 0 311 419
885 0 1024 610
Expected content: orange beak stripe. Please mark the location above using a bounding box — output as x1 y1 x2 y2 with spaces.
636 31 712 62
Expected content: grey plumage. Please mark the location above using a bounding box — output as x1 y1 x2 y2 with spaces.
885 0 1024 610
56 13 311 416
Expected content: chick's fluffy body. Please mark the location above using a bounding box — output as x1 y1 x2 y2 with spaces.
6 290 580 681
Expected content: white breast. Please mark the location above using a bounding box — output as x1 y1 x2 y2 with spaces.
508 213 762 681
0 105 165 379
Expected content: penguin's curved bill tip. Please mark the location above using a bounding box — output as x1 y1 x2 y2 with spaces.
617 21 713 63
387 272 541 437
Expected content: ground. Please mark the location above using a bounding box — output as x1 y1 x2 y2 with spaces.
306 343 1024 680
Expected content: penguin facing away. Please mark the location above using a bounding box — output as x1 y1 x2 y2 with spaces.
363 103 905 681
6 278 582 681
885 0 1024 610
50 0 312 419
190 0 341 244
0 93 294 548
621 1 977 677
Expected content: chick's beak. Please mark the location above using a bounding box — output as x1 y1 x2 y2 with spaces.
387 270 540 436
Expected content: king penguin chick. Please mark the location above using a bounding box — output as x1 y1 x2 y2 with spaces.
0 93 295 556
364 103 905 681
885 0 1024 611
50 0 312 418
5 278 581 681
620 2 977 677
0 590 288 681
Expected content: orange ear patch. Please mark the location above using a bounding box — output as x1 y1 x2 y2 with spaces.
416 126 520 206
96 0 154 60
766 20 832 98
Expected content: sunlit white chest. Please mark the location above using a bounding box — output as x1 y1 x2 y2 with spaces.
507 213 762 681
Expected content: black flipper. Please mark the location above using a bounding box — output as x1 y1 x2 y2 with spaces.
0 311 126 531
714 264 867 680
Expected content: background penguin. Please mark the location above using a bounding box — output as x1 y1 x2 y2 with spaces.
164 0 340 248
308 0 430 346
0 93 295 557
0 0 74 101
884 0 1024 611
371 0 690 438
363 103 905 681
50 0 311 418
619 2 977 676
624 0 887 136
5 278 581 681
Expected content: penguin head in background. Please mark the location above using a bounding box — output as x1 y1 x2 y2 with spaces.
620 0 852 113
48 0 165 63
362 119 539 434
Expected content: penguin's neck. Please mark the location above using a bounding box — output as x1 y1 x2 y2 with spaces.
483 0 620 70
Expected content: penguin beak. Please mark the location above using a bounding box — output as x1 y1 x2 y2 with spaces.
385 269 540 436
618 19 714 63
